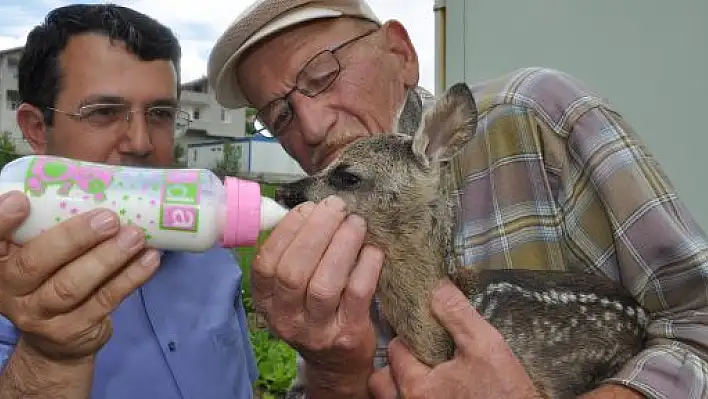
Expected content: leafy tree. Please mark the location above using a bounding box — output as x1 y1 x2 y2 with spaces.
245 108 258 136
0 132 21 168
172 143 187 167
212 142 242 179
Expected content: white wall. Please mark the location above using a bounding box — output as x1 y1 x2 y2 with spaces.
186 142 225 169
180 99 247 138
249 141 305 176
442 0 708 230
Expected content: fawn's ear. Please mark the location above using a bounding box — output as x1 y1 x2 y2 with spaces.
411 83 477 165
392 89 423 137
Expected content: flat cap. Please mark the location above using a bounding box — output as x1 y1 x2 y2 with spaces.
207 0 381 110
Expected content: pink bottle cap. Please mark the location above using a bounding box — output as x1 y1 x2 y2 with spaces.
220 177 261 247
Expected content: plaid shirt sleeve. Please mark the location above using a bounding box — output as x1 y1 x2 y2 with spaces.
449 67 708 398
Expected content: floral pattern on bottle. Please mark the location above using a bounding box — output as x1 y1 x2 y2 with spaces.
25 157 113 201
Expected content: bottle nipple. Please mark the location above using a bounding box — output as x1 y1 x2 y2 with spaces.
260 196 289 230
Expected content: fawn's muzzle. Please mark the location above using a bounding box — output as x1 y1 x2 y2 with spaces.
274 182 309 209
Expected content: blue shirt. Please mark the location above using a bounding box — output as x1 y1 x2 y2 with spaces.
0 247 258 398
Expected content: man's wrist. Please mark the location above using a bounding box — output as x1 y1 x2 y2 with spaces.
303 360 374 399
15 337 96 369
0 337 96 398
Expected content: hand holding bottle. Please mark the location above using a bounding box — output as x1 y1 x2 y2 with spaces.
0 154 288 361
0 190 160 361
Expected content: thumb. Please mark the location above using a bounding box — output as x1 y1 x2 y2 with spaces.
368 366 399 399
387 337 430 390
0 191 29 240
430 278 489 354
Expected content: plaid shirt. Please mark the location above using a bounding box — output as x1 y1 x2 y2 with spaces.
287 67 708 399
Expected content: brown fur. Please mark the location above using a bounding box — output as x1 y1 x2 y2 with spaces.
274 83 648 399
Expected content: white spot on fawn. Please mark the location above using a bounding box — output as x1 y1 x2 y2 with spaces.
473 282 649 332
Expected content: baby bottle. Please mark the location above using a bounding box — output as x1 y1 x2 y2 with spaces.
0 155 290 252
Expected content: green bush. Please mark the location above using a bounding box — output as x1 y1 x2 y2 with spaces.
250 330 299 396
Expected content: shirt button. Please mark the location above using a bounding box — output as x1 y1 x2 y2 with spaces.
168 341 177 352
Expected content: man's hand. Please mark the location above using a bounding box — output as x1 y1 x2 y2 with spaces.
368 279 540 399
579 385 645 398
0 190 161 361
252 196 384 397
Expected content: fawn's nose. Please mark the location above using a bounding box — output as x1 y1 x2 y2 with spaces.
274 184 308 210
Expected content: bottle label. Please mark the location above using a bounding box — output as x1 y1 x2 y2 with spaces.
160 170 200 232
22 156 203 240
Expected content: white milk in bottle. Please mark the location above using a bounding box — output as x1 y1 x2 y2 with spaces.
0 155 289 252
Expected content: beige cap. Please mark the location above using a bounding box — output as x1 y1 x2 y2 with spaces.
207 0 381 110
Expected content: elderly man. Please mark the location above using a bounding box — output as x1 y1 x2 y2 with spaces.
208 0 708 398
0 4 257 398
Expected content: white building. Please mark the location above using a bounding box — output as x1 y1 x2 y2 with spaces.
435 0 708 230
177 76 245 168
0 46 31 154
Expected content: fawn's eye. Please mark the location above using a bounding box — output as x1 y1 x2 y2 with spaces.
329 166 362 190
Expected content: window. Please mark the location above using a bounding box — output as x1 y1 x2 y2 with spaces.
6 57 18 78
220 108 231 123
5 90 20 111
192 108 201 120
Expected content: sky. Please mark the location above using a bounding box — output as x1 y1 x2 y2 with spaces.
0 0 436 93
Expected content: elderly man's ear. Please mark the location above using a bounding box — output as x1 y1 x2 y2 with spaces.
379 20 419 89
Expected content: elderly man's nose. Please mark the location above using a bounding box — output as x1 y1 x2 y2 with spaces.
291 93 331 145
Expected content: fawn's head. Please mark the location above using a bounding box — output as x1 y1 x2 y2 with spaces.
275 83 478 247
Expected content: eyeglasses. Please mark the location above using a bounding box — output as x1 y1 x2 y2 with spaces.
255 29 378 137
47 103 192 136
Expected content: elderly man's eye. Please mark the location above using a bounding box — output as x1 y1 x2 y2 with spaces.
272 107 293 132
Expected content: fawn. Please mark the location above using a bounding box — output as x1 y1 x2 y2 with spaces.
274 83 648 398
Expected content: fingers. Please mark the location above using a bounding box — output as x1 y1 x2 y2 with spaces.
3 209 121 296
341 244 384 323
368 366 399 399
305 214 367 320
255 201 316 280
271 196 348 318
37 225 149 315
0 191 30 240
76 248 161 323
32 248 161 357
251 201 316 313
430 278 485 355
387 338 430 392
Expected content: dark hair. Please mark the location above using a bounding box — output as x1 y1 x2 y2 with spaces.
18 3 182 125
